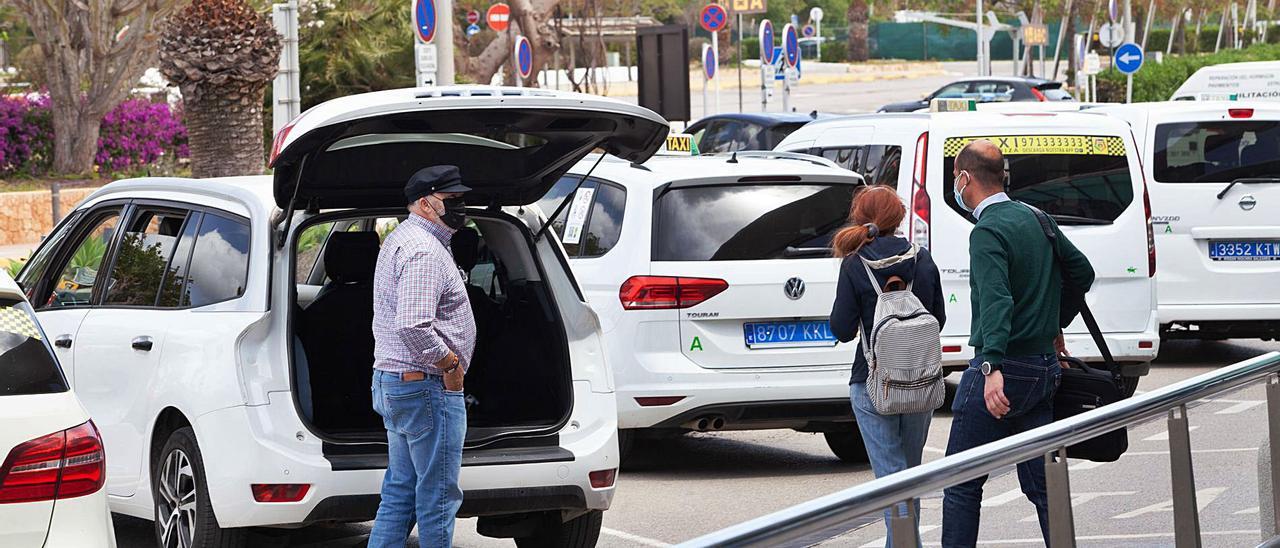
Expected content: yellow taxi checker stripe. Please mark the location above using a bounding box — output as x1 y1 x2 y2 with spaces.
0 306 41 341
944 135 1127 157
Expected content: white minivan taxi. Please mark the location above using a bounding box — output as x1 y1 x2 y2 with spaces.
0 273 115 547
535 151 876 462
1170 61 1280 102
1091 101 1280 340
776 111 1161 383
15 87 669 547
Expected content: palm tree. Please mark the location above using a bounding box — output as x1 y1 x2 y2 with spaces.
847 0 869 62
158 0 281 178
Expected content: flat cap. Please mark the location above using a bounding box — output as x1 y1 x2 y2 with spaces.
405 165 472 203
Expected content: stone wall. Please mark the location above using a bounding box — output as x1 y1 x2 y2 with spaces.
0 187 102 246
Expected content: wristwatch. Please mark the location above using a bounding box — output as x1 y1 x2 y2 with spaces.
980 361 1001 376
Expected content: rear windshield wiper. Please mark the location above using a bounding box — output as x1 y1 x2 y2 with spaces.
783 246 832 258
1217 177 1280 200
1048 214 1112 226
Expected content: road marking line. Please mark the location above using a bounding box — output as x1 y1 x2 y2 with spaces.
1068 460 1106 471
1113 487 1225 519
1237 506 1260 515
1019 491 1136 522
981 488 1024 507
602 527 672 547
920 529 1259 545
1216 401 1265 414
1143 426 1198 441
858 525 940 547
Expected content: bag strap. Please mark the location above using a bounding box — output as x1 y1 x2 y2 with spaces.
1021 203 1118 372
859 257 883 296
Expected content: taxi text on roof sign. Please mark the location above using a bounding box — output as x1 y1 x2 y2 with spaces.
930 98 976 112
659 133 698 156
943 135 1126 157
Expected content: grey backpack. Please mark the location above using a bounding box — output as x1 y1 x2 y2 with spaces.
858 246 945 415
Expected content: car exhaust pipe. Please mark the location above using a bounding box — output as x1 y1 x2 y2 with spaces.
683 415 727 432
710 416 726 430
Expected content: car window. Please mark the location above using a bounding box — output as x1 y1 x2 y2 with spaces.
579 183 626 257
1152 121 1280 183
767 122 808 149
653 183 856 261
43 210 122 309
157 212 202 308
103 209 191 307
295 222 335 284
1040 87 1075 101
0 298 68 396
184 212 251 307
15 210 83 299
701 121 746 154
819 145 903 188
540 178 626 258
971 82 1015 102
534 176 580 245
933 83 971 99
942 135 1135 224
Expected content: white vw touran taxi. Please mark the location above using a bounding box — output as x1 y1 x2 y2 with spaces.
777 111 1161 384
1092 101 1280 341
15 87 669 547
0 273 115 547
537 151 872 462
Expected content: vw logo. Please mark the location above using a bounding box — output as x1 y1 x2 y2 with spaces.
1240 195 1257 211
784 277 806 300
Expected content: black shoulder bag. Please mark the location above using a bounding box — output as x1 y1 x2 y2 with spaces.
1024 203 1130 463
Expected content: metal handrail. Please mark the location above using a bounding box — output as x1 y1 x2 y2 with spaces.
681 351 1280 547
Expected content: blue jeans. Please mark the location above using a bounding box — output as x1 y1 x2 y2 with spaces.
369 370 467 548
851 382 933 548
942 355 1061 548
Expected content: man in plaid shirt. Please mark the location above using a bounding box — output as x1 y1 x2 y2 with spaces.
369 165 477 548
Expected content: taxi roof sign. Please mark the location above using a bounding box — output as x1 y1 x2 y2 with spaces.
658 133 698 156
930 98 977 112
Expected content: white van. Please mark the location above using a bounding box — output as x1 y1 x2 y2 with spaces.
1170 62 1280 102
1090 101 1280 341
776 111 1161 381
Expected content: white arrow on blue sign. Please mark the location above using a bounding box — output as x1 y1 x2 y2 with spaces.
1114 42 1144 74
466 23 481 36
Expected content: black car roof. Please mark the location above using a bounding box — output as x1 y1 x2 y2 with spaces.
689 112 824 127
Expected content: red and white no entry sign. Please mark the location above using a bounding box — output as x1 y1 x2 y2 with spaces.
466 10 480 25
486 3 510 32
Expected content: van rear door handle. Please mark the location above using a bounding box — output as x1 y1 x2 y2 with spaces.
131 336 154 352
54 335 73 349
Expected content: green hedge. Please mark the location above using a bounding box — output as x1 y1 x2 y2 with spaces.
1096 42 1280 102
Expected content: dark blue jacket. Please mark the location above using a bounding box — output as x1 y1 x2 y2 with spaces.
830 236 947 384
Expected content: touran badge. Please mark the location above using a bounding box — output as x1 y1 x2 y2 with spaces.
1240 195 1257 211
784 277 806 300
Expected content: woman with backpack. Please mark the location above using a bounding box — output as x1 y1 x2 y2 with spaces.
829 185 947 546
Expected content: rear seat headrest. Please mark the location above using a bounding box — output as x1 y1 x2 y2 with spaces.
324 231 380 284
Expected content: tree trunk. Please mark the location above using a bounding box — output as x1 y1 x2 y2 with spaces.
184 84 269 178
459 0 560 86
50 105 103 175
847 0 870 62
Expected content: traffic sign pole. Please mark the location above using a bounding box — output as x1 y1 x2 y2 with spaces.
713 32 720 114
737 13 743 113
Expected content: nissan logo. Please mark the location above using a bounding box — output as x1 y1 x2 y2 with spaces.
1240 195 1258 211
784 277 806 300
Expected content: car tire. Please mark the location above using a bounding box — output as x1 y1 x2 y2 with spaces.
514 510 603 548
824 427 870 463
618 429 635 466
153 427 246 548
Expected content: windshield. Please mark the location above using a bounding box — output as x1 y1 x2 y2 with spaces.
653 183 856 261
0 298 68 396
943 135 1134 224
1153 121 1280 183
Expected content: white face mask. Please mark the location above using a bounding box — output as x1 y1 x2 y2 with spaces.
954 171 974 213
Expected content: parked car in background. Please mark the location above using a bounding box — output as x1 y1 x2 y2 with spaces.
1091 101 1280 341
1171 62 1280 101
0 272 114 547
687 111 828 153
777 110 1160 387
537 151 874 462
14 87 669 548
878 77 1076 112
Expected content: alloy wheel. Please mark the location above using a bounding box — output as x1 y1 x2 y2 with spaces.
157 448 198 548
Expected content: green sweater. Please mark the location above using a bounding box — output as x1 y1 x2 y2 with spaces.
968 201 1095 366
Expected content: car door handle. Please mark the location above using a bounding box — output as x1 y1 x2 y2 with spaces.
54 335 73 349
131 336 154 352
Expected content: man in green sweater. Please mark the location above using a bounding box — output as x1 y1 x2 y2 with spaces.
941 139 1095 547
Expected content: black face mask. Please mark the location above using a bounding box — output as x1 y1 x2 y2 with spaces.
437 197 467 229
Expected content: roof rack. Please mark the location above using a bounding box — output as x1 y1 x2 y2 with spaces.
703 150 841 169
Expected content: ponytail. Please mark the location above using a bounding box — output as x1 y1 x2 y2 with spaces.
831 186 906 258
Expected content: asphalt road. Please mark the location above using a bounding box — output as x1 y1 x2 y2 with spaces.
113 338 1280 547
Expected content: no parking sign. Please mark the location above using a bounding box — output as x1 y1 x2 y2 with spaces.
412 0 435 43
699 3 728 33
703 43 717 80
782 23 799 68
514 35 533 80
759 19 774 64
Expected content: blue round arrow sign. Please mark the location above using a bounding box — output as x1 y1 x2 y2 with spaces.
783 23 799 68
1114 42 1144 75
515 36 533 78
759 20 774 64
413 0 436 44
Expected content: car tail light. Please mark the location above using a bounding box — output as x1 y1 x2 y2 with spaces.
910 132 931 249
268 121 296 167
589 469 617 489
634 396 686 407
619 276 728 310
942 345 963 353
1229 108 1254 119
1030 87 1048 101
251 483 311 503
0 421 105 504
1138 340 1154 349
1143 181 1156 278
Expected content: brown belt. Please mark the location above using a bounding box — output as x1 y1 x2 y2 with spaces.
398 370 439 381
